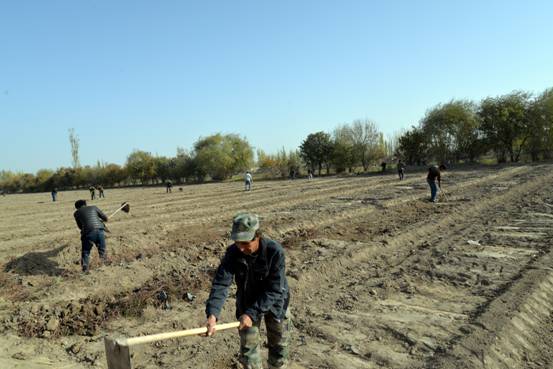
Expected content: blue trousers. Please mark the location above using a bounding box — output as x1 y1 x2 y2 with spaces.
81 229 107 271
428 179 438 202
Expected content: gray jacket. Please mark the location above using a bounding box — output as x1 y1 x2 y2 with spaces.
74 206 108 235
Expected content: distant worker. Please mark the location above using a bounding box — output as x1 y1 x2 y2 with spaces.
245 171 252 191
397 160 405 181
205 213 291 369
165 180 173 193
51 188 58 202
289 168 296 180
73 199 109 273
307 168 313 180
381 161 387 173
427 164 447 202
97 185 105 198
89 186 96 200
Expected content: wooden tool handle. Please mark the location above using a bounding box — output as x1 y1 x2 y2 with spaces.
109 203 126 218
123 322 240 346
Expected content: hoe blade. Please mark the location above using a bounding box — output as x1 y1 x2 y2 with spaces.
104 337 132 369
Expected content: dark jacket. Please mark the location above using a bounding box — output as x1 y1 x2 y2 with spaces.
74 206 108 235
427 165 441 181
205 238 289 323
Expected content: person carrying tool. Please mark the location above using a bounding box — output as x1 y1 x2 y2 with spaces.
427 164 447 202
73 199 109 273
205 213 291 369
397 160 405 180
244 171 253 191
89 185 96 200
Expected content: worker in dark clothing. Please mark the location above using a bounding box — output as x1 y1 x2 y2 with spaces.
427 164 447 202
97 185 105 198
398 160 405 180
73 200 109 272
165 180 173 193
51 188 58 202
381 161 387 173
205 213 291 369
89 186 96 200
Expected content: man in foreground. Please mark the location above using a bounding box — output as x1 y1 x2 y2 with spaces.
205 213 291 369
427 164 446 202
73 199 109 272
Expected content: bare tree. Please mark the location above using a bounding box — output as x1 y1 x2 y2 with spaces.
386 130 404 158
350 119 383 171
68 128 80 168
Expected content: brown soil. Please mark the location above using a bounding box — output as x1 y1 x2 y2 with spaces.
1 164 553 368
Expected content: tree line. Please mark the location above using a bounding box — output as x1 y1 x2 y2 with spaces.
396 88 553 165
0 133 254 193
0 120 388 193
2 87 552 193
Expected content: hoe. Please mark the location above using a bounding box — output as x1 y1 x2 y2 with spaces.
440 188 450 202
109 202 131 219
104 322 239 369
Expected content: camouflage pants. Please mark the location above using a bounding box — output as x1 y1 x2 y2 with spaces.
239 310 292 369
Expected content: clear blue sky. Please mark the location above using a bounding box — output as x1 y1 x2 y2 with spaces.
1 0 552 172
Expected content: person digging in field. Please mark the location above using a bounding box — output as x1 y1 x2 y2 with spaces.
244 171 253 191
398 160 405 180
73 199 109 273
205 213 291 369
427 164 447 202
89 185 96 200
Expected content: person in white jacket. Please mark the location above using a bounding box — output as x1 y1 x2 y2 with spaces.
245 171 253 191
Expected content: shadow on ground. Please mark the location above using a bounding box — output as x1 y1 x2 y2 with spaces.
4 245 69 276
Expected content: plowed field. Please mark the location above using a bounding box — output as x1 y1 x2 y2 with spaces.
1 164 553 369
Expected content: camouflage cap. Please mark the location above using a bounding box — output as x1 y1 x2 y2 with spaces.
231 213 259 242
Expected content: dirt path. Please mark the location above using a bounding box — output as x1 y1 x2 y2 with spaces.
1 164 552 369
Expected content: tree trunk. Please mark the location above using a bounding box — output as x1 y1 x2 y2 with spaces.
496 149 507 163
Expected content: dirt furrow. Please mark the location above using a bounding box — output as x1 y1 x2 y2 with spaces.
1 164 551 369
285 166 553 369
